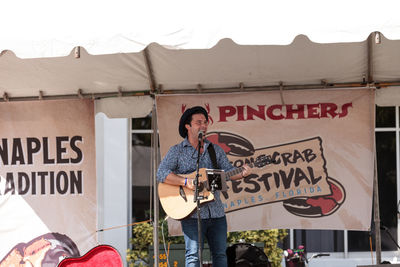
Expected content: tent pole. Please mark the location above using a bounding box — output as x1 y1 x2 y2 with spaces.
368 32 382 265
4 81 400 103
145 43 160 267
373 146 382 264
152 105 160 267
372 98 381 264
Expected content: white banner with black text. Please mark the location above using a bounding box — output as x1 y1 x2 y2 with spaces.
0 99 96 266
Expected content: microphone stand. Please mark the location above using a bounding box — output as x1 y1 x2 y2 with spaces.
194 134 204 266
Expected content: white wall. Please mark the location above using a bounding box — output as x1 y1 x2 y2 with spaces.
95 113 130 266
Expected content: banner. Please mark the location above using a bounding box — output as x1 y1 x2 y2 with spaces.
156 89 375 232
0 99 96 266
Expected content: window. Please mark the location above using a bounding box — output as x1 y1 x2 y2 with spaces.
131 114 154 222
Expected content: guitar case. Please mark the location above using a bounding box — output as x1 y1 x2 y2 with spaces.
227 243 271 267
58 244 123 267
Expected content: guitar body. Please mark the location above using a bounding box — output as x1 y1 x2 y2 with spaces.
158 155 271 220
58 245 123 267
158 168 215 220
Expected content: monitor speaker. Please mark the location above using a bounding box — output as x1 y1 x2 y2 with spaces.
226 243 271 267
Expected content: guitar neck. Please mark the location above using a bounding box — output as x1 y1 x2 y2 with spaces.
225 162 254 180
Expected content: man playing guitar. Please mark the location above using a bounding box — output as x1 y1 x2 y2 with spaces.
157 106 251 267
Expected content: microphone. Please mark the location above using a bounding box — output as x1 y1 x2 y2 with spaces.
198 130 205 140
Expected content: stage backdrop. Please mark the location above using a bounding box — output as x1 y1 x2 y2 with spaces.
0 99 96 266
156 88 375 234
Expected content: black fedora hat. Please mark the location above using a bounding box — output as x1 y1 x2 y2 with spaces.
179 106 208 138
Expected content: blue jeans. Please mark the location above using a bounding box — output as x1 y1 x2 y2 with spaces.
181 216 228 267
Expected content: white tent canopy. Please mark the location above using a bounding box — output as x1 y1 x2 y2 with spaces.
1 34 400 111
1 0 400 112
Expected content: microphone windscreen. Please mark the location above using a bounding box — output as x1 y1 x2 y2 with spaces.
198 130 204 138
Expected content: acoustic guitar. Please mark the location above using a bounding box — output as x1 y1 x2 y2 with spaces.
158 155 272 220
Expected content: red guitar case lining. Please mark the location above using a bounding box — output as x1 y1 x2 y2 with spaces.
58 244 123 267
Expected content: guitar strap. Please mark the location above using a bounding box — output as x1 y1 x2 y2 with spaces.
207 143 219 169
